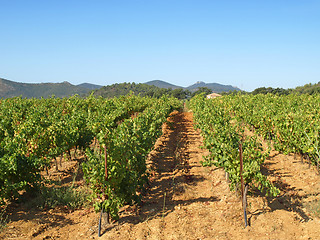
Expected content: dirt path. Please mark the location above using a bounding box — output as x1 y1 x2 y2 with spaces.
1 111 320 239
99 111 226 239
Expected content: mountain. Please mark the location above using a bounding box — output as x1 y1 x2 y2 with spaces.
77 83 102 90
145 80 183 89
145 80 240 93
187 81 240 93
0 78 91 98
0 77 242 99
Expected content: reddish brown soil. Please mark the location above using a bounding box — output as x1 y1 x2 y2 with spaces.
1 111 320 239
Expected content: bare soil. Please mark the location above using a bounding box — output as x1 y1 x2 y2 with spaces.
1 111 320 239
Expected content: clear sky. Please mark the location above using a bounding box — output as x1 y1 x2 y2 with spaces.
1 0 319 91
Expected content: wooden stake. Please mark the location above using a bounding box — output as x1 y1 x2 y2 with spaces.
104 144 108 181
239 142 248 228
104 142 110 224
239 143 244 198
98 208 103 237
54 157 58 171
60 153 63 167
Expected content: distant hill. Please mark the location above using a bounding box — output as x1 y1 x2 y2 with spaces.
0 77 242 99
145 80 183 89
77 83 102 90
187 81 240 93
0 78 91 98
93 82 174 98
145 80 240 93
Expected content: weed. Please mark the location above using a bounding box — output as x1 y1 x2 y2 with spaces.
305 200 320 218
27 163 91 210
0 206 9 231
27 185 90 210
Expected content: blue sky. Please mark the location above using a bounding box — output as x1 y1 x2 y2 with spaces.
1 0 319 91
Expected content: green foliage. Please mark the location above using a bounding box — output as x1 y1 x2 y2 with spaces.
0 206 9 231
191 87 212 97
295 82 320 94
229 93 320 166
190 94 279 197
0 154 41 205
251 82 320 95
92 82 191 99
0 93 182 225
82 96 181 220
171 88 191 99
0 94 181 210
251 87 291 95
28 185 90 210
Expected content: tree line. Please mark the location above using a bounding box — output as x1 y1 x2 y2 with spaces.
92 82 213 99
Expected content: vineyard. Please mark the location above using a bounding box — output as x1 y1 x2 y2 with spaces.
0 95 181 220
1 93 320 239
189 93 320 209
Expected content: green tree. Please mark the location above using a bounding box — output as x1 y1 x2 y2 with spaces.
191 87 212 97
